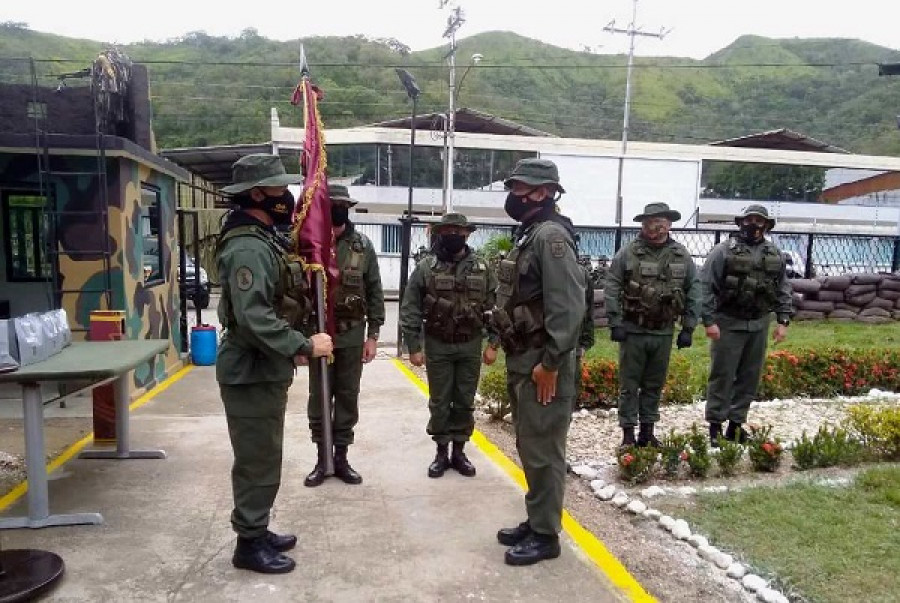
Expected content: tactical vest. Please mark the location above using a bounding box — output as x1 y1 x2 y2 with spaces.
334 231 368 333
216 225 312 331
491 224 551 354
423 255 488 343
719 238 783 319
621 239 688 329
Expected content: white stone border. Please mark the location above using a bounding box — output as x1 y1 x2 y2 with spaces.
586 477 790 603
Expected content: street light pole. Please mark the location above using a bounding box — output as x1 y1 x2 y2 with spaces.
441 4 464 214
395 68 421 356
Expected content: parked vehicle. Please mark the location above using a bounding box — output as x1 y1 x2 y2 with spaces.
179 256 210 309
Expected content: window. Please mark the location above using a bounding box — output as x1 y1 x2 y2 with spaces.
3 191 52 281
141 184 164 285
381 224 402 253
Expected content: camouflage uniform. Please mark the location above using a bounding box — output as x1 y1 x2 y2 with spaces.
605 203 701 448
305 184 385 487
400 213 497 478
216 154 322 574
702 205 792 443
491 159 583 566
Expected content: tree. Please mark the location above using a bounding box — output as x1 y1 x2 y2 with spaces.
702 162 826 202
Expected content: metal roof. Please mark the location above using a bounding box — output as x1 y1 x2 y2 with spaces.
160 143 301 186
709 128 850 154
369 107 554 137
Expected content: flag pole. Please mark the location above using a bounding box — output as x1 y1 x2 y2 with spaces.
299 46 335 476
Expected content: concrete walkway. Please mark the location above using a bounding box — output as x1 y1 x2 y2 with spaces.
1 357 638 602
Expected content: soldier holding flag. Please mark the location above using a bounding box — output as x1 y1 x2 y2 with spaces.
216 154 333 574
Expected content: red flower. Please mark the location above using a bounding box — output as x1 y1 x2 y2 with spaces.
679 451 690 461
622 454 635 467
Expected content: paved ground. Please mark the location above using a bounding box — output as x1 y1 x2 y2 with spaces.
0 354 636 601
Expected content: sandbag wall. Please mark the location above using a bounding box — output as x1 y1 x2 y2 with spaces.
791 273 900 323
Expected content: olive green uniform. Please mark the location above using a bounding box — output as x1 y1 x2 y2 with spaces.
574 264 596 403
307 222 384 445
400 249 497 444
605 237 701 427
216 220 312 539
492 220 583 536
702 235 792 424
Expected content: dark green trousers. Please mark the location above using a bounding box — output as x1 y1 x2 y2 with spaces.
506 355 575 536
706 327 768 424
423 334 482 444
220 381 290 538
307 345 364 446
617 333 673 427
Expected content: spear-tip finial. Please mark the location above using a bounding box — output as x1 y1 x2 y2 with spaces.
299 44 310 77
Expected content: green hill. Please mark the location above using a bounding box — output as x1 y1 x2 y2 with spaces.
3 23 900 155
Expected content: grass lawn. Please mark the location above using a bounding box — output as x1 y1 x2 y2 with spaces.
677 465 900 603
583 320 900 364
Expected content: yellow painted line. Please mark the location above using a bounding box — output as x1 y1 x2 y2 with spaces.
0 364 195 513
391 356 655 603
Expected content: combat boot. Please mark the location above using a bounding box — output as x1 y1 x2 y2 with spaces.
725 421 750 444
428 443 451 478
504 532 561 566
637 423 661 448
497 521 531 546
304 442 330 487
709 422 723 448
265 530 297 552
232 535 296 574
450 441 476 477
334 444 363 485
619 427 636 450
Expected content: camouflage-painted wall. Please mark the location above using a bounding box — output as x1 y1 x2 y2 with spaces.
0 150 184 392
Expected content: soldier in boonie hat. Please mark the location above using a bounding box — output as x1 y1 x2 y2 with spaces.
221 154 303 195
221 154 303 227
633 202 680 248
735 204 776 232
503 158 567 222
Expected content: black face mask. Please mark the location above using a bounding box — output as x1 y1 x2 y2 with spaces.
741 223 764 242
260 190 295 226
439 233 467 255
331 205 349 227
504 192 530 221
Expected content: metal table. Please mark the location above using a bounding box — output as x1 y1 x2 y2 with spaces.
0 340 170 529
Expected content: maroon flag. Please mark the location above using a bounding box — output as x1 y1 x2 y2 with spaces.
291 76 339 336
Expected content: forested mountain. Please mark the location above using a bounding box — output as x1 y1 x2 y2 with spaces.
3 22 900 155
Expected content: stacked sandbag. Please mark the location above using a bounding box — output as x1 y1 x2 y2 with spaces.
592 288 608 328
790 273 900 323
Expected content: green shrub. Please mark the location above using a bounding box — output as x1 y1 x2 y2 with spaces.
791 431 818 471
478 366 509 421
715 438 745 477
660 430 689 479
617 445 658 484
812 425 865 467
747 425 784 473
845 405 900 461
686 424 712 478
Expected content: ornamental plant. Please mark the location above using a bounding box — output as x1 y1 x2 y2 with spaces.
715 437 745 477
617 445 658 484
791 431 818 471
747 425 784 473
685 424 711 478
844 405 900 461
659 430 689 479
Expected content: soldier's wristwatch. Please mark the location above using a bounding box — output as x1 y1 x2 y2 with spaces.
777 318 790 326
368 332 380 341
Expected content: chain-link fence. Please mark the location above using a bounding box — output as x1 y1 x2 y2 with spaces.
355 220 900 276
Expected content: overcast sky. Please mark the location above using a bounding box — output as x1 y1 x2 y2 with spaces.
4 0 899 59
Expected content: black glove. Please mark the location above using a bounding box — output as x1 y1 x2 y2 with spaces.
610 326 627 342
676 329 693 349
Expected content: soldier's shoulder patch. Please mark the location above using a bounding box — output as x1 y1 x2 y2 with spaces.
550 237 567 258
235 266 254 291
